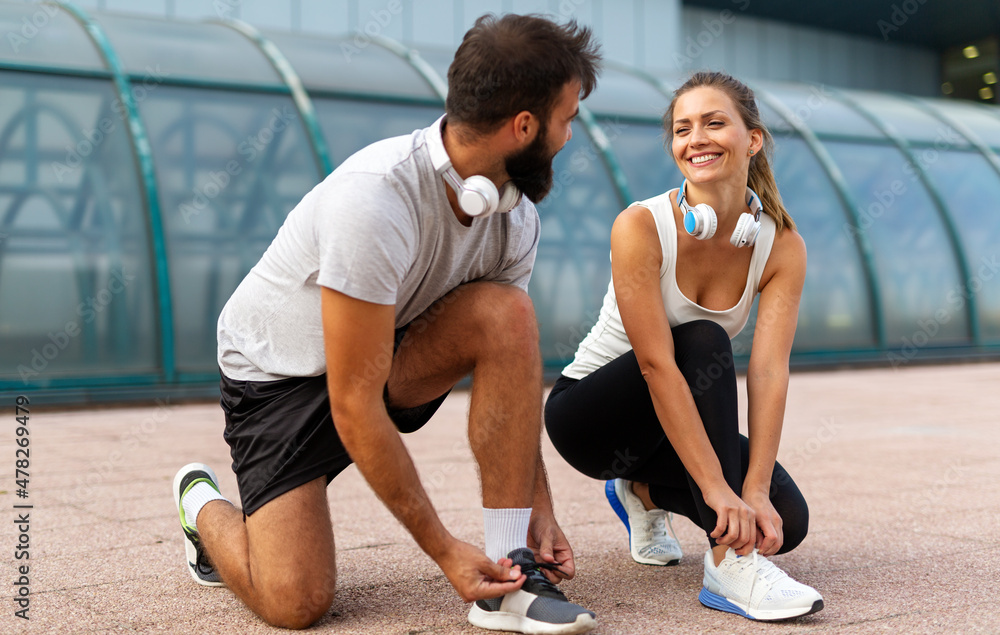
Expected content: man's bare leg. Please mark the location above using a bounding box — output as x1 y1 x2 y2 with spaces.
196 477 336 629
387 281 542 509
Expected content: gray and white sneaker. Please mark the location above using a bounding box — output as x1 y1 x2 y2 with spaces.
173 463 224 587
700 548 824 621
605 479 683 565
468 548 596 635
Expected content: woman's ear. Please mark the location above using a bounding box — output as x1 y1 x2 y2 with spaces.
749 128 764 156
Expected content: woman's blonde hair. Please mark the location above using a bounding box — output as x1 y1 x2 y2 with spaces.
663 71 795 232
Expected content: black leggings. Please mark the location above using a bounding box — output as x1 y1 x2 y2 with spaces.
544 320 808 553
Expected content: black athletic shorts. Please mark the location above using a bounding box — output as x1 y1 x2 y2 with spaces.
220 328 450 516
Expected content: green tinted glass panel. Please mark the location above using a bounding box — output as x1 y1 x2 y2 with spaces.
140 87 320 372
0 3 104 71
763 83 883 139
95 14 280 85
602 118 681 202
0 72 156 382
585 68 669 120
534 123 621 367
920 150 1000 342
933 100 1000 149
269 32 441 101
312 98 442 167
768 136 876 351
824 140 969 347
852 92 970 148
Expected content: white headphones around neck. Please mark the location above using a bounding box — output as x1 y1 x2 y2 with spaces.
427 115 522 217
677 179 763 248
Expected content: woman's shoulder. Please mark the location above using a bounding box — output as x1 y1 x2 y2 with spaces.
631 189 678 212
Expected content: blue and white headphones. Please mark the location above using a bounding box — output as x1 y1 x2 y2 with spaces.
677 179 763 248
426 115 522 217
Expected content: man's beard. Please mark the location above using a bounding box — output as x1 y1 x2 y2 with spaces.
504 120 556 204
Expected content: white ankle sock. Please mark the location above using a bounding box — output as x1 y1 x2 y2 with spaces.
483 508 532 562
181 481 228 532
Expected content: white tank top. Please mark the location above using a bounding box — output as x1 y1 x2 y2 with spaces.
561 189 777 380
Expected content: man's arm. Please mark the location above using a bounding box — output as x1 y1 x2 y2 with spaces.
321 287 524 601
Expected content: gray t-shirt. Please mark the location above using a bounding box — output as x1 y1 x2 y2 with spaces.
217 118 540 381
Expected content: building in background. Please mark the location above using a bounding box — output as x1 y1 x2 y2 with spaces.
1 0 999 403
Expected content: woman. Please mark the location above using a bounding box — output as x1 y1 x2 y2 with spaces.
544 71 823 622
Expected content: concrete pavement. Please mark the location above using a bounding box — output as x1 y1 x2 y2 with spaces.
1 361 998 634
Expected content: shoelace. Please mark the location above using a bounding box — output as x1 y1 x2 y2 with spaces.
732 550 787 604
752 552 788 586
193 540 215 576
647 511 669 540
518 559 568 599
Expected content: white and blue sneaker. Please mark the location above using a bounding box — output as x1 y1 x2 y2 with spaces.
468 548 596 634
700 548 824 621
605 479 683 566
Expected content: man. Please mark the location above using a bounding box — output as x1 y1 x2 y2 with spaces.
172 13 602 634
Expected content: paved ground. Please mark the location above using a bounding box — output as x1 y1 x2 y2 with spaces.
1 362 999 634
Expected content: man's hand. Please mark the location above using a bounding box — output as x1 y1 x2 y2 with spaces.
527 510 575 583
435 538 525 602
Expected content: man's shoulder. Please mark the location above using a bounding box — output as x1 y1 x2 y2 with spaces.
333 126 428 181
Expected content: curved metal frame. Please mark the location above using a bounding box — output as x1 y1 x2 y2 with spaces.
576 105 633 209
367 35 449 102
832 89 980 343
213 18 333 176
49 1 177 382
904 96 1000 181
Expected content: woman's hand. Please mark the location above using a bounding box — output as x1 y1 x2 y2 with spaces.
744 489 783 556
704 485 756 555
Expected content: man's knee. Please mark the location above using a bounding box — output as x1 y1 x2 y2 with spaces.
259 573 336 629
466 283 539 353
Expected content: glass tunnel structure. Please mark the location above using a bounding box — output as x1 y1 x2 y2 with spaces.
2 2 1000 402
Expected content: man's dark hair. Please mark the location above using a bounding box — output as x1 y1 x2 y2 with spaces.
446 14 601 137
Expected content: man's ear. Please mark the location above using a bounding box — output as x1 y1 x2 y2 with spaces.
511 111 538 145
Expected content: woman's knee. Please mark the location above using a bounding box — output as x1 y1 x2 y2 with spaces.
675 319 730 345
777 501 809 554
